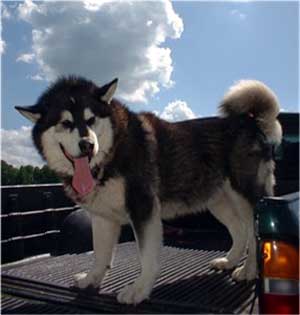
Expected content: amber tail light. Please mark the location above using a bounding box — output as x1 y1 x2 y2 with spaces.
260 241 299 314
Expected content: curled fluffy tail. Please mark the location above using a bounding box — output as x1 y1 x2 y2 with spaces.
219 80 282 145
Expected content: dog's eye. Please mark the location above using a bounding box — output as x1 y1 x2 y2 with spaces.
61 120 74 129
86 117 96 126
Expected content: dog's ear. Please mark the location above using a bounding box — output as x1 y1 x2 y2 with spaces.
98 78 118 104
15 105 42 123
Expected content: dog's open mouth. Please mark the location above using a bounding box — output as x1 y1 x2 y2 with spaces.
59 144 93 163
60 144 95 197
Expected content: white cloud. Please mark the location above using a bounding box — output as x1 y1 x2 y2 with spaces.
160 100 197 122
1 127 44 167
83 0 109 11
29 73 44 81
2 4 11 20
18 0 43 23
0 39 6 55
230 9 246 20
17 0 183 103
16 53 35 63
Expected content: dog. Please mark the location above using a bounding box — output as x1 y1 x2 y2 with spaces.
16 76 282 304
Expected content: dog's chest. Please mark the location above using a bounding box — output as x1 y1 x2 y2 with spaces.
66 177 128 223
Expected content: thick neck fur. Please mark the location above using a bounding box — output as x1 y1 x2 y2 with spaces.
102 101 156 180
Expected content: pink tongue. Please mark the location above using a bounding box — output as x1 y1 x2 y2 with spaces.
72 156 95 197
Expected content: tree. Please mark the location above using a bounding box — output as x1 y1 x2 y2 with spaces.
39 165 60 184
1 161 18 185
1 160 60 185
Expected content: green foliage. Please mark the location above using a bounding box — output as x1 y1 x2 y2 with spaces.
1 160 60 185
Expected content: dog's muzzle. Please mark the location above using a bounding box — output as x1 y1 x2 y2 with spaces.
79 139 94 157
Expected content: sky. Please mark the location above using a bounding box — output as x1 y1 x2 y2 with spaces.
1 0 299 167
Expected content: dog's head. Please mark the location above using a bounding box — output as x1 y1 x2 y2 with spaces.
16 76 118 193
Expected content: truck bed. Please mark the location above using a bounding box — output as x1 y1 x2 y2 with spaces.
2 242 257 314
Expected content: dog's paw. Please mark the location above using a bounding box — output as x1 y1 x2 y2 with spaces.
232 264 257 281
73 271 103 289
232 266 246 281
73 272 92 289
117 280 152 305
209 257 236 270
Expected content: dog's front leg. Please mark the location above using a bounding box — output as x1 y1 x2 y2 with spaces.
117 195 162 305
74 213 121 289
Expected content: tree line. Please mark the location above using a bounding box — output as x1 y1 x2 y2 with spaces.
1 160 60 186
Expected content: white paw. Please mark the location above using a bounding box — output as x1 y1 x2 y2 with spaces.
73 271 103 289
73 272 92 289
232 264 257 281
209 257 236 270
117 280 152 305
232 266 246 281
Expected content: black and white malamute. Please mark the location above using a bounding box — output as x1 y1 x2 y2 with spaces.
16 77 282 304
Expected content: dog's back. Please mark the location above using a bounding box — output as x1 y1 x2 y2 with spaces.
140 81 281 210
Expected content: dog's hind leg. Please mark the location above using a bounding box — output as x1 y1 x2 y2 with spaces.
231 163 276 280
230 195 257 281
74 214 121 289
117 195 162 305
208 187 248 271
231 161 276 281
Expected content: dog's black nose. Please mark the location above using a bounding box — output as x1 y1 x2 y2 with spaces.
79 139 94 155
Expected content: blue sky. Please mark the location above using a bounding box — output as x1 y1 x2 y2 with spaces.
0 0 299 166
155 1 299 116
